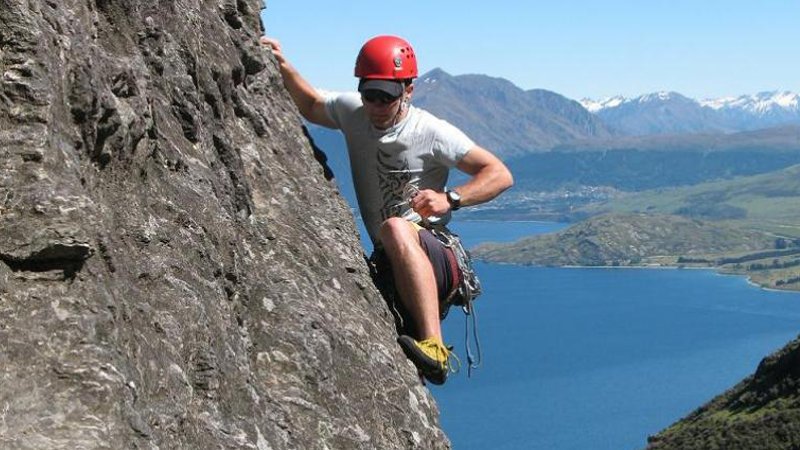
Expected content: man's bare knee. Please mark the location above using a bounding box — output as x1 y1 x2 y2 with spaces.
380 218 419 252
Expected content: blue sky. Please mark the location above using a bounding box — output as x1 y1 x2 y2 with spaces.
260 0 799 100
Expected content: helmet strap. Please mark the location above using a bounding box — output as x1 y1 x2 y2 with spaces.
390 89 408 127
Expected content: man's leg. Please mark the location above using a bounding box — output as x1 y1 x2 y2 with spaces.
379 217 441 341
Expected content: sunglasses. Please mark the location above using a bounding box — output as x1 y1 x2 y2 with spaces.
361 89 401 105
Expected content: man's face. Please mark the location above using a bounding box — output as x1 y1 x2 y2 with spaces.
362 92 403 129
360 83 413 129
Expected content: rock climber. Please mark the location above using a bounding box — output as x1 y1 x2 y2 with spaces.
262 34 513 384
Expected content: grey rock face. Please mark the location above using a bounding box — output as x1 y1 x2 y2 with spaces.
0 1 448 448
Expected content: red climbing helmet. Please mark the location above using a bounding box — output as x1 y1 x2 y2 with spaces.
354 35 418 80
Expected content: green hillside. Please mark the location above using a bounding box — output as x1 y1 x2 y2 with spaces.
473 214 778 266
579 164 800 237
472 213 800 291
647 336 800 450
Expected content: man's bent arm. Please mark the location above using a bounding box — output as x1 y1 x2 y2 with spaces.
409 146 512 219
454 146 513 207
261 37 336 128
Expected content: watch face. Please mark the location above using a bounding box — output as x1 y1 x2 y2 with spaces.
447 190 461 209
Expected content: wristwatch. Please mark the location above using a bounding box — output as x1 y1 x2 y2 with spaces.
445 189 462 211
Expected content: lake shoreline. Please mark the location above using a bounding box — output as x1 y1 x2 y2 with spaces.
475 259 800 294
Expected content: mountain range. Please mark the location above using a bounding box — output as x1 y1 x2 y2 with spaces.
412 69 800 156
581 91 800 135
412 68 613 158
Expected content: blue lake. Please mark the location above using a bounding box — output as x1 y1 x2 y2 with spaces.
426 221 800 450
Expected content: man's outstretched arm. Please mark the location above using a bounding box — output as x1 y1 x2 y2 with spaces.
261 37 337 129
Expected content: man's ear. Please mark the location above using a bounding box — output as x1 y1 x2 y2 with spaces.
405 83 414 98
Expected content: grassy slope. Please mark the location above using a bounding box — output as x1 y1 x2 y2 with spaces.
472 211 800 291
579 164 800 237
472 213 778 266
532 165 800 291
647 336 800 450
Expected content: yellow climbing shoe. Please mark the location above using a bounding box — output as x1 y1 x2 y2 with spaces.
397 335 454 385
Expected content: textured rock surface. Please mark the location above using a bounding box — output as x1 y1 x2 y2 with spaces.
0 1 448 448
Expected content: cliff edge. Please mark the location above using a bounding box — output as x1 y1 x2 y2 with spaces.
648 336 800 450
0 1 448 448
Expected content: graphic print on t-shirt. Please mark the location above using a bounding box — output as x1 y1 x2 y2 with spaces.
376 146 423 223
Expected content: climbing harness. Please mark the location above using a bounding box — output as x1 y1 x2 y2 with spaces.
427 225 483 376
371 183 486 378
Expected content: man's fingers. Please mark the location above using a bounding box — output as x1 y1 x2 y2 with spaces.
260 36 280 51
411 195 429 211
260 37 287 65
409 191 452 218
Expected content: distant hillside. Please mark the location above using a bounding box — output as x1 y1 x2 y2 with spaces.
412 68 612 159
550 123 800 153
580 164 800 234
582 91 800 136
506 126 800 193
310 82 800 224
472 214 777 267
648 336 800 449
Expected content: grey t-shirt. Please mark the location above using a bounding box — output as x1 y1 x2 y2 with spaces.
324 92 474 245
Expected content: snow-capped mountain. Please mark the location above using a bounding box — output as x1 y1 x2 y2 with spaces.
581 90 800 135
580 92 726 135
700 91 800 114
699 91 800 131
580 95 626 113
580 91 684 110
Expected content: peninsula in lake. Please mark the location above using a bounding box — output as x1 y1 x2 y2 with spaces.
472 213 800 292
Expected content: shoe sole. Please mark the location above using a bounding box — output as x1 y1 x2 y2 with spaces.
397 336 448 385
